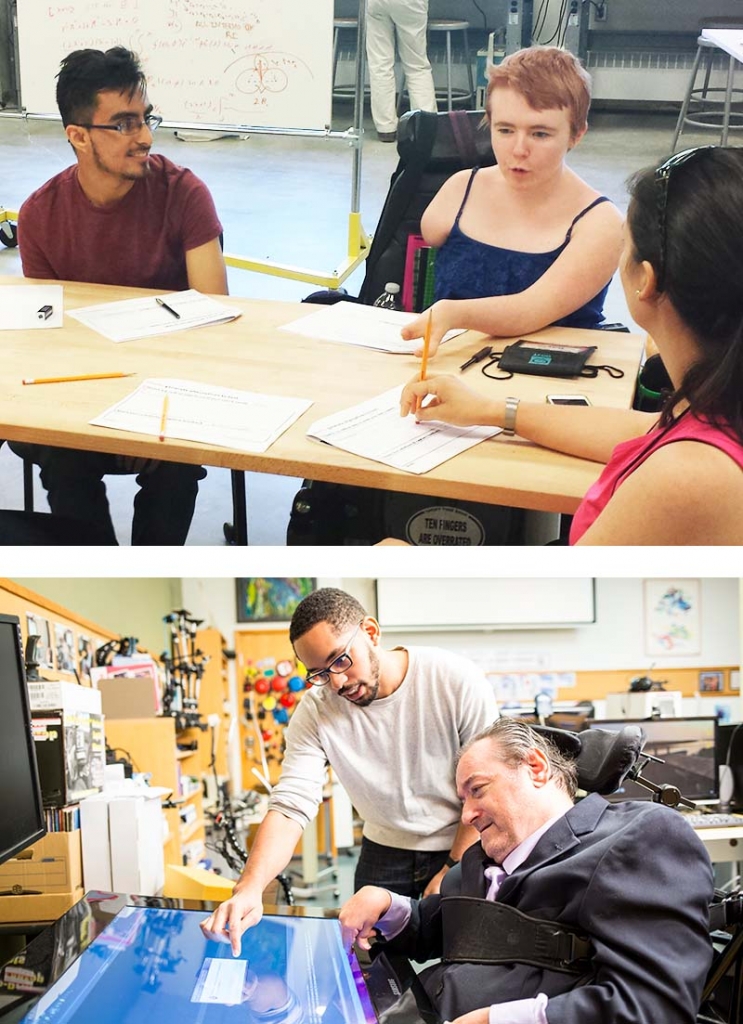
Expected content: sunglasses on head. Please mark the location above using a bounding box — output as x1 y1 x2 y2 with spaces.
654 146 716 289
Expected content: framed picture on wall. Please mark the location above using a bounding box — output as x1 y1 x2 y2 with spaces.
643 579 701 656
236 578 316 624
698 670 724 693
731 670 740 692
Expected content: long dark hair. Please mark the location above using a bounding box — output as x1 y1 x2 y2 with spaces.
626 147 743 442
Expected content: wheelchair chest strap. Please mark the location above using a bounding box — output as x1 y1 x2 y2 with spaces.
441 896 593 975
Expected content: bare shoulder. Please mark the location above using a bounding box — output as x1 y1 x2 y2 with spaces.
421 168 478 245
580 439 743 545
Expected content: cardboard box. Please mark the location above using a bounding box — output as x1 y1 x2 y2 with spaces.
0 887 84 924
28 682 104 808
0 831 82 895
96 675 160 719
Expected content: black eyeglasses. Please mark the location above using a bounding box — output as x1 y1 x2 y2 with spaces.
305 621 363 686
654 146 715 289
78 113 163 136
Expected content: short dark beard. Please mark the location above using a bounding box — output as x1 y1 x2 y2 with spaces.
342 646 381 707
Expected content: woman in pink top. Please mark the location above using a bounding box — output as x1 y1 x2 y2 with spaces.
400 146 743 545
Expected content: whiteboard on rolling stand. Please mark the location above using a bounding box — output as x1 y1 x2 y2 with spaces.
16 0 333 130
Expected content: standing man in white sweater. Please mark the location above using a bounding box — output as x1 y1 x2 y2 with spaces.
201 586 497 955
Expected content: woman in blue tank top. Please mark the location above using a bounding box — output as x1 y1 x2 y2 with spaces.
401 47 623 358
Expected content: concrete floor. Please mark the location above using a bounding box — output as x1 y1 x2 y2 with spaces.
0 98 718 544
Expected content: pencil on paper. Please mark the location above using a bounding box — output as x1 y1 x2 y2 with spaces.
22 372 134 385
158 394 169 442
416 308 433 414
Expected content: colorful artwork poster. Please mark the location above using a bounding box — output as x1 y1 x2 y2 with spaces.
236 578 316 623
643 579 701 656
26 612 53 668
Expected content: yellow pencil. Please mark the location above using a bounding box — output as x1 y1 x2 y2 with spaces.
416 308 433 414
158 394 169 443
22 372 134 385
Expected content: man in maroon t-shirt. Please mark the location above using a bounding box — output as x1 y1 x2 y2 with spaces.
12 46 228 545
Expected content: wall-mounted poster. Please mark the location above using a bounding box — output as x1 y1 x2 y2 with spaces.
644 579 701 656
236 578 316 623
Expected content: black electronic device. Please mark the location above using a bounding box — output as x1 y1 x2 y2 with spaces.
545 394 591 406
584 716 719 805
0 613 46 865
717 722 743 811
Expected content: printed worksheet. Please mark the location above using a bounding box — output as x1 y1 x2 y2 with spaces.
279 301 464 353
91 378 312 452
306 385 500 473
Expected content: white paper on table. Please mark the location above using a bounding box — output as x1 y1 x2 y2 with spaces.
306 385 500 474
0 284 64 329
90 378 312 453
279 301 465 353
67 289 241 343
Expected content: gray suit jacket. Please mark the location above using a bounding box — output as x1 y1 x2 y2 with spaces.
384 794 714 1024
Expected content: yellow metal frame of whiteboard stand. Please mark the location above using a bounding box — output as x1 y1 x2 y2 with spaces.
1 206 371 288
224 210 371 288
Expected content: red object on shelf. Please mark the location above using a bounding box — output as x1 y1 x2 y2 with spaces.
271 676 287 691
254 677 270 694
279 693 295 708
261 729 272 742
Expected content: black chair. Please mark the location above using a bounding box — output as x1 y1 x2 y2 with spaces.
534 724 743 1024
358 107 495 306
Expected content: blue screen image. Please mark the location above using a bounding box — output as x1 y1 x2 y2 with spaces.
20 908 377 1024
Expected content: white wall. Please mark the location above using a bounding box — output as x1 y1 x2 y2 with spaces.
181 577 738 673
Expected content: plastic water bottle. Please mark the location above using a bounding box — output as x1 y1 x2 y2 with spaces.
373 282 401 310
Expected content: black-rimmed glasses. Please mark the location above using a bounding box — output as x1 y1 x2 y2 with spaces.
305 621 363 686
654 145 715 289
78 113 163 136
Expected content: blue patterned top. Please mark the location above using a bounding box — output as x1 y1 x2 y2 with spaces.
432 167 611 329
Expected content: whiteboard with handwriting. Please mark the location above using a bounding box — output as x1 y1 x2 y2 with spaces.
17 0 333 130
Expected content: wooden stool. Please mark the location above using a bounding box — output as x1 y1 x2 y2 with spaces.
428 19 475 111
672 25 743 150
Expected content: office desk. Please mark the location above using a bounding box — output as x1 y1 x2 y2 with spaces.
1 279 644 538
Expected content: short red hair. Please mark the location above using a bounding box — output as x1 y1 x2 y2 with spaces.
485 46 592 140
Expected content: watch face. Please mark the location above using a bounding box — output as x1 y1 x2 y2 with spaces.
276 659 293 676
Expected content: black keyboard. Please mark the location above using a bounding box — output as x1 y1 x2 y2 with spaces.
682 812 743 829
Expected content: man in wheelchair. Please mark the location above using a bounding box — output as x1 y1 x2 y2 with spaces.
340 718 717 1024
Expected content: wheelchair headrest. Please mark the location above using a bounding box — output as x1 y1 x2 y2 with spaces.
533 725 645 796
397 109 496 172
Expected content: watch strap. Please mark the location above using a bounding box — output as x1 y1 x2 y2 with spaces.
503 396 520 436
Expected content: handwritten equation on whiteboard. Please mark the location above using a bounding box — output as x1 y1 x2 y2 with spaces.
18 0 334 129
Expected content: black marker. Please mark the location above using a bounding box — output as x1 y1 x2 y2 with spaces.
459 345 492 371
155 297 181 319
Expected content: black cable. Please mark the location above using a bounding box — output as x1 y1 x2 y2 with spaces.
470 0 487 30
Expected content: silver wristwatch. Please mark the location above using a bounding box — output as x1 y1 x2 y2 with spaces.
503 396 520 437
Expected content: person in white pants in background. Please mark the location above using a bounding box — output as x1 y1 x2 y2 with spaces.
366 0 437 141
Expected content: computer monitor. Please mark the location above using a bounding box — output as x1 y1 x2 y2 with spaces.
0 613 45 865
717 723 743 811
584 716 719 805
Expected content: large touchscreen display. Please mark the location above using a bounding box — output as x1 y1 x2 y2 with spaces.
19 907 377 1024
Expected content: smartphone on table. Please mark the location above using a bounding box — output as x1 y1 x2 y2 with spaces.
545 395 591 406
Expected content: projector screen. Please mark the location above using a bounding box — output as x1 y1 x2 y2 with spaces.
375 579 596 630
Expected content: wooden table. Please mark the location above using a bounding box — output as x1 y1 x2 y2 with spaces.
0 279 644 543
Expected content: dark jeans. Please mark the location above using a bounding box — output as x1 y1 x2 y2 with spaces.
354 837 449 898
10 443 206 546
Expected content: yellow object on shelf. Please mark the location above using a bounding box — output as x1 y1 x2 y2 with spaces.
163 863 235 901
